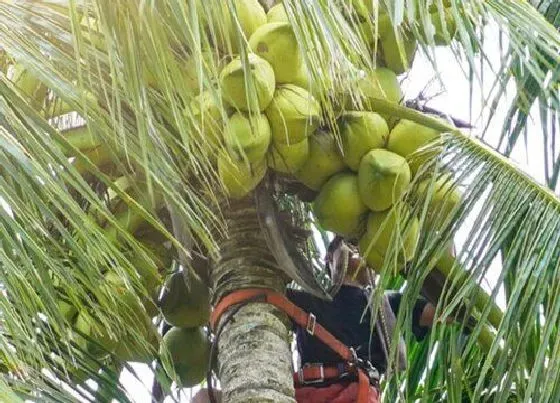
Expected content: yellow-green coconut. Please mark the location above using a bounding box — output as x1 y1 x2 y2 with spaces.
267 3 288 23
265 84 321 145
380 30 417 74
358 149 411 211
295 129 345 191
189 90 227 152
359 207 419 271
339 111 389 171
249 22 302 83
160 327 210 388
268 138 309 174
415 174 462 228
387 119 445 174
314 173 368 238
220 53 276 112
215 0 267 54
223 112 271 163
218 153 267 199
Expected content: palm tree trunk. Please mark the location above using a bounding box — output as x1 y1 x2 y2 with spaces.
211 196 295 402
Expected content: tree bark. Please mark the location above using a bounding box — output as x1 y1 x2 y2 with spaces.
211 195 295 403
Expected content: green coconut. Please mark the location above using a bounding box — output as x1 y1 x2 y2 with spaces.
220 53 276 112
218 153 267 199
223 112 271 163
295 129 346 191
248 22 302 83
215 0 267 54
416 174 462 228
387 119 445 174
339 111 389 171
358 149 411 211
313 173 369 238
268 138 309 174
359 207 419 271
267 3 288 23
160 327 210 388
159 272 210 328
265 84 321 145
189 90 227 152
380 29 417 74
353 68 402 107
182 51 221 95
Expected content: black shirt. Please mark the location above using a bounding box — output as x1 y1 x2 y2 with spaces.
286 285 430 372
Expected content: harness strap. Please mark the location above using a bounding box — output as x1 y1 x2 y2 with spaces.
211 288 374 403
211 288 354 361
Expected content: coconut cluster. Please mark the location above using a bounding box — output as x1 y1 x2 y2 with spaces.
194 0 461 272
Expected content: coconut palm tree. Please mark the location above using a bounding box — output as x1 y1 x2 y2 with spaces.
0 0 559 402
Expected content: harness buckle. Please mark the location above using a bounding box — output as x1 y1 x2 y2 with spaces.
306 313 316 335
298 363 324 385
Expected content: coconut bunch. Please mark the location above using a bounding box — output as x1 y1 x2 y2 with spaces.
158 271 211 388
3 63 181 372
213 3 322 198
191 1 462 273
46 178 176 373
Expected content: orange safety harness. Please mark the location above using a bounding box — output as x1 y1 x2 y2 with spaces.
210 288 378 403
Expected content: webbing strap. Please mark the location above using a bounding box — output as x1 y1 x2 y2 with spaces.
211 288 355 362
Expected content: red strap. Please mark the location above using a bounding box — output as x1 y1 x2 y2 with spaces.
211 288 355 362
293 365 345 385
357 369 370 403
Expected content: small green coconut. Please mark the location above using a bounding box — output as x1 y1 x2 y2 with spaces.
159 272 210 328
415 174 462 228
387 119 445 174
189 90 227 152
358 149 411 211
223 112 271 163
218 153 267 199
265 84 321 145
220 53 275 112
359 207 419 271
267 138 309 174
295 129 346 191
160 327 210 388
249 22 302 83
351 68 403 107
314 172 369 238
380 29 417 74
215 0 268 54
339 111 389 171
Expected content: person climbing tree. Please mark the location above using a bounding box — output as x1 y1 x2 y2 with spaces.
286 235 440 403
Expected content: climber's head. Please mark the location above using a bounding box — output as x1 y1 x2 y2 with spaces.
326 236 371 286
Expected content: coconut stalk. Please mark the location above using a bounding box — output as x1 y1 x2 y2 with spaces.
211 194 295 402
